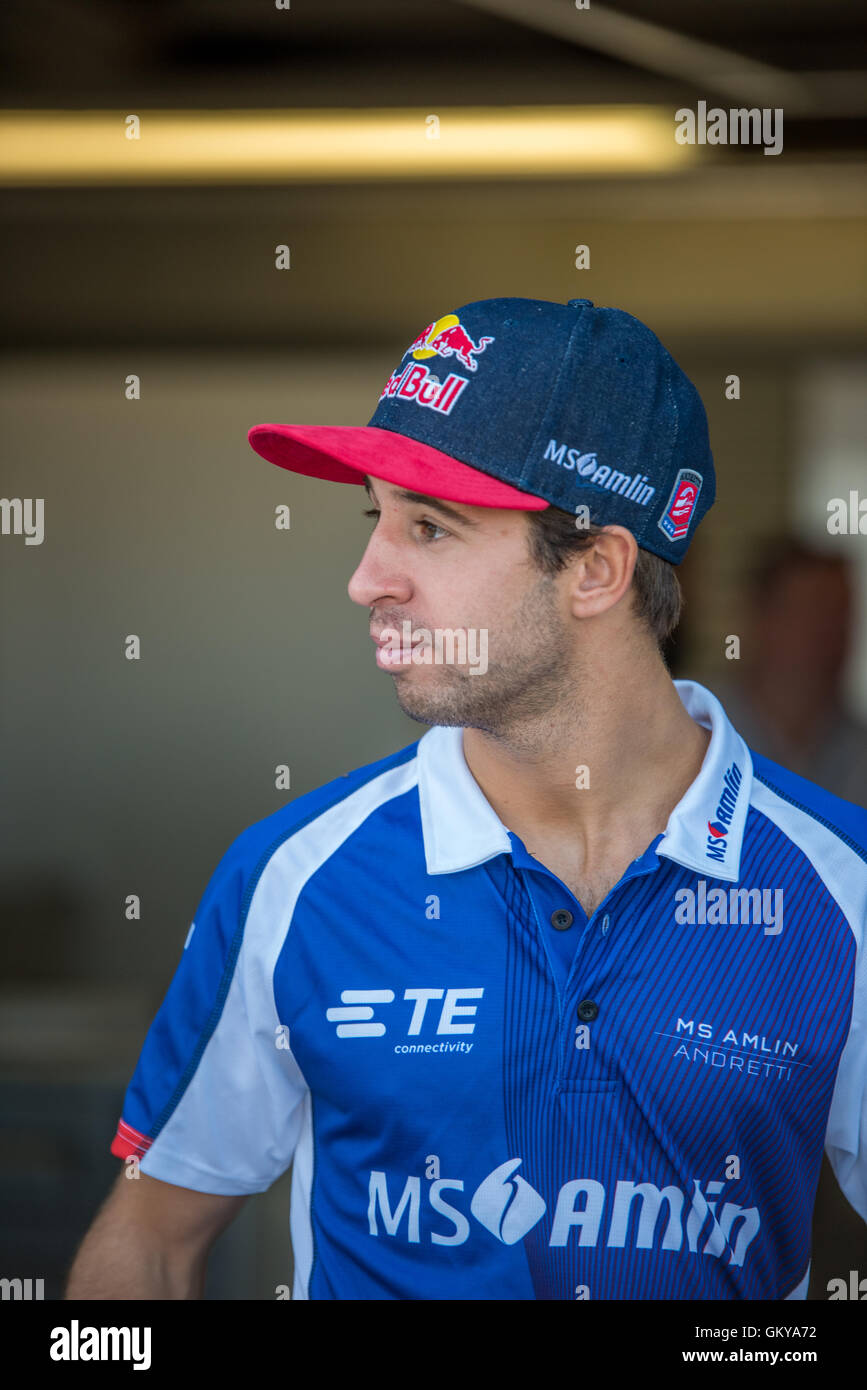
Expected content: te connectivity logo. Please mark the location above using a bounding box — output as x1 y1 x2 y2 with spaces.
326 987 483 1055
368 1158 761 1268
706 761 742 863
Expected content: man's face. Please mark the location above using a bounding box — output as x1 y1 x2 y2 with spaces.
347 475 577 731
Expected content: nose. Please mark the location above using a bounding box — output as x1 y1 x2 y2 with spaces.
347 530 412 610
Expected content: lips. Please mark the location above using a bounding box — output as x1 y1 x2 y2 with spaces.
371 629 428 669
376 640 425 655
370 629 423 649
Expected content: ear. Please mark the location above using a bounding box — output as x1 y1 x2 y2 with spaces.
568 527 638 619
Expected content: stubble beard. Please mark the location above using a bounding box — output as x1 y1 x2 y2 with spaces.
390 569 578 737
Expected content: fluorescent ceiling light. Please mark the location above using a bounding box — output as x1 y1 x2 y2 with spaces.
0 107 695 185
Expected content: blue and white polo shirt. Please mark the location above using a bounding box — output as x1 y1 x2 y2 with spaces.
110 680 867 1301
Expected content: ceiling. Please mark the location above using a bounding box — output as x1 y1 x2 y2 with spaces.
2 0 864 121
1 0 864 350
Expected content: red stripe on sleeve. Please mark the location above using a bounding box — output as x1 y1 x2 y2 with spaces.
110 1118 153 1159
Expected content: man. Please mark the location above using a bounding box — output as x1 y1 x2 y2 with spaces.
67 297 866 1301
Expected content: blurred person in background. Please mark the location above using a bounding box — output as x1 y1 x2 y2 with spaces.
713 537 867 807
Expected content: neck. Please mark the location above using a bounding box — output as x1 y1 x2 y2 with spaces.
461 656 710 855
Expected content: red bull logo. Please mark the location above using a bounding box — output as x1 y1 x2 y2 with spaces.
658 469 703 542
403 314 494 373
378 362 469 416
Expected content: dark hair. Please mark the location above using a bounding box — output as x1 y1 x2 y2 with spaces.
524 507 683 647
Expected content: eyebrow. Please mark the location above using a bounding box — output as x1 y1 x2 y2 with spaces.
362 476 480 528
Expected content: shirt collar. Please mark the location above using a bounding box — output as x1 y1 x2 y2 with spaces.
415 679 752 883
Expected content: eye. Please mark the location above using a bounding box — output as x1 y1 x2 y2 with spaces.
415 519 448 542
361 508 448 542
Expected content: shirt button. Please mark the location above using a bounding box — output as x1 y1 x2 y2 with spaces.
551 908 574 931
577 999 599 1022
601 914 610 936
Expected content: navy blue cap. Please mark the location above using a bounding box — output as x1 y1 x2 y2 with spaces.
248 296 715 564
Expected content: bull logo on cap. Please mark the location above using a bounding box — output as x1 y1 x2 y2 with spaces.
403 314 494 372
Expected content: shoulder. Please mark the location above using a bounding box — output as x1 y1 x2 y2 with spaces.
746 750 867 946
200 738 424 906
747 748 867 863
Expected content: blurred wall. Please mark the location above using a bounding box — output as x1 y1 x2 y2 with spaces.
1 351 421 988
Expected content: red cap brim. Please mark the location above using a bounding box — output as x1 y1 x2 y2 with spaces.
247 423 548 510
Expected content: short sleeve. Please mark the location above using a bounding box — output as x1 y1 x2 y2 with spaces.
110 827 309 1195
825 920 867 1224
